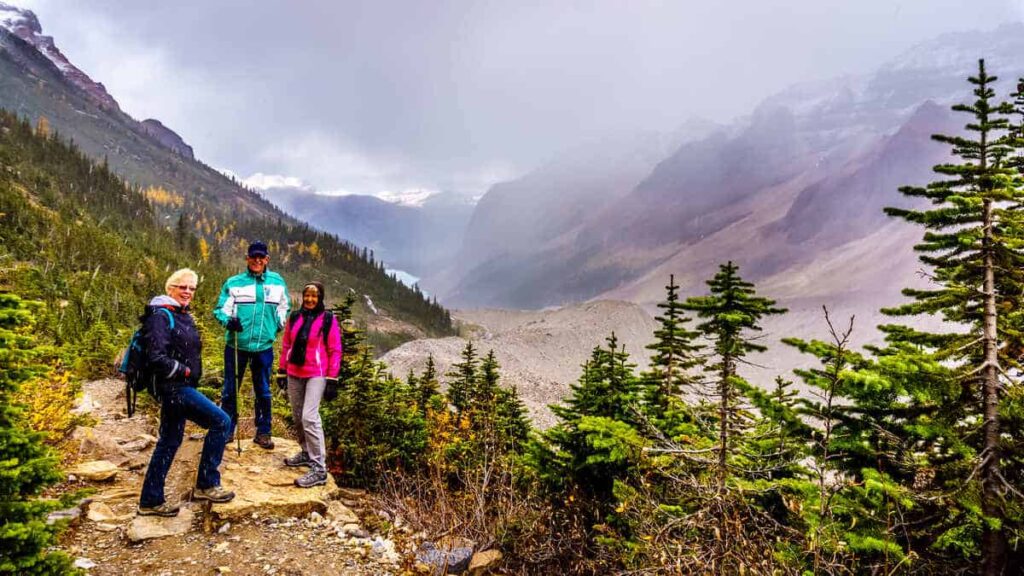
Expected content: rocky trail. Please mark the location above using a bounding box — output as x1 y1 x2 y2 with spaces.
53 379 500 575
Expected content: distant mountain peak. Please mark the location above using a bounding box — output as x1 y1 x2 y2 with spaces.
0 1 120 111
881 22 1024 75
140 119 194 159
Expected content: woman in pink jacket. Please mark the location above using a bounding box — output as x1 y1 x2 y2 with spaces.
277 281 342 488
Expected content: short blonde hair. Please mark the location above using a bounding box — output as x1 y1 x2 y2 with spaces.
165 268 199 294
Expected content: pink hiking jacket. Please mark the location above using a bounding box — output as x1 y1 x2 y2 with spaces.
280 312 343 379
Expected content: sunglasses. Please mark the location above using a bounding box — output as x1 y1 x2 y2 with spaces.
172 284 197 292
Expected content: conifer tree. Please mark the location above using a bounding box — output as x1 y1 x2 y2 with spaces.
446 341 478 424
495 385 531 453
883 59 1024 573
682 261 786 493
534 334 644 501
740 375 804 483
470 351 531 453
0 294 76 575
782 311 918 572
415 354 440 414
641 274 702 429
475 350 501 413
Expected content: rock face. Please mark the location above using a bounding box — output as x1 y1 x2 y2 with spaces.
0 2 120 111
140 118 195 159
126 504 196 543
210 437 339 521
433 25 1024 317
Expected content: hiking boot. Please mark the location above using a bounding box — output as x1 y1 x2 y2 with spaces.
137 502 180 517
253 434 275 450
295 466 328 488
193 485 236 503
284 450 312 468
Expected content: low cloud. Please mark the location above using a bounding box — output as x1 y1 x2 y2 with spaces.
240 173 311 191
19 0 1024 200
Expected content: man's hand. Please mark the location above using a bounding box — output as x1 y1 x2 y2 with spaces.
276 370 288 390
226 317 243 332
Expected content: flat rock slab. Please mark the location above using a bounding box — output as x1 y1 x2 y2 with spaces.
210 437 338 521
68 460 119 481
94 487 140 502
86 502 130 523
127 505 195 543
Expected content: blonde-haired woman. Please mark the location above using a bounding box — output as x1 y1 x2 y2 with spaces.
138 268 235 516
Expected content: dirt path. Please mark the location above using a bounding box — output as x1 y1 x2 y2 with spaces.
56 379 407 576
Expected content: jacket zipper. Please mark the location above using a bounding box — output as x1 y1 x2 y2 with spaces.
250 276 265 350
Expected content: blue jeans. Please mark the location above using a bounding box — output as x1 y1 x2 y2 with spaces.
140 386 231 507
221 346 274 437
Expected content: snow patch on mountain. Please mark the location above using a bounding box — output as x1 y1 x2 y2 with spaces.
375 188 438 207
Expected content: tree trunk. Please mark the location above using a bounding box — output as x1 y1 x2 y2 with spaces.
981 197 1006 575
718 355 730 495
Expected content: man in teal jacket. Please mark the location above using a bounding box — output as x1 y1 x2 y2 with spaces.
214 240 289 449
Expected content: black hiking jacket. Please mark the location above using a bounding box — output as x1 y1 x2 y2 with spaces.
143 295 202 393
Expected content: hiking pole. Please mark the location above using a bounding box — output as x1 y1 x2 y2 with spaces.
234 328 242 456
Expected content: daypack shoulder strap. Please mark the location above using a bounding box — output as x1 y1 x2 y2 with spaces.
158 307 175 330
321 310 335 341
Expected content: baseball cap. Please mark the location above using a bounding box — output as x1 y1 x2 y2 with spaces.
247 240 269 258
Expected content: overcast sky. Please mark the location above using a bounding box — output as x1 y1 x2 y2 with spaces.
15 0 1024 197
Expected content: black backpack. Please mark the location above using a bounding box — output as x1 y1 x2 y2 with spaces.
116 307 174 417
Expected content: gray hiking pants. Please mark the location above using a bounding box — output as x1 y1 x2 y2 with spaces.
286 376 326 470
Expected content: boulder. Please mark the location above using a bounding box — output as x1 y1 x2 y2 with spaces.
47 504 84 526
468 550 503 575
86 502 125 523
339 523 369 539
68 460 119 482
416 541 474 574
325 500 359 524
71 426 131 467
371 536 401 564
208 437 339 521
119 433 157 452
127 505 195 542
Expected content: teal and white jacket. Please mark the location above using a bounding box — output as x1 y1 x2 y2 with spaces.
214 269 290 352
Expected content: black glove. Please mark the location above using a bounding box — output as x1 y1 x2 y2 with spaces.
226 317 243 332
276 371 288 390
324 377 340 402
